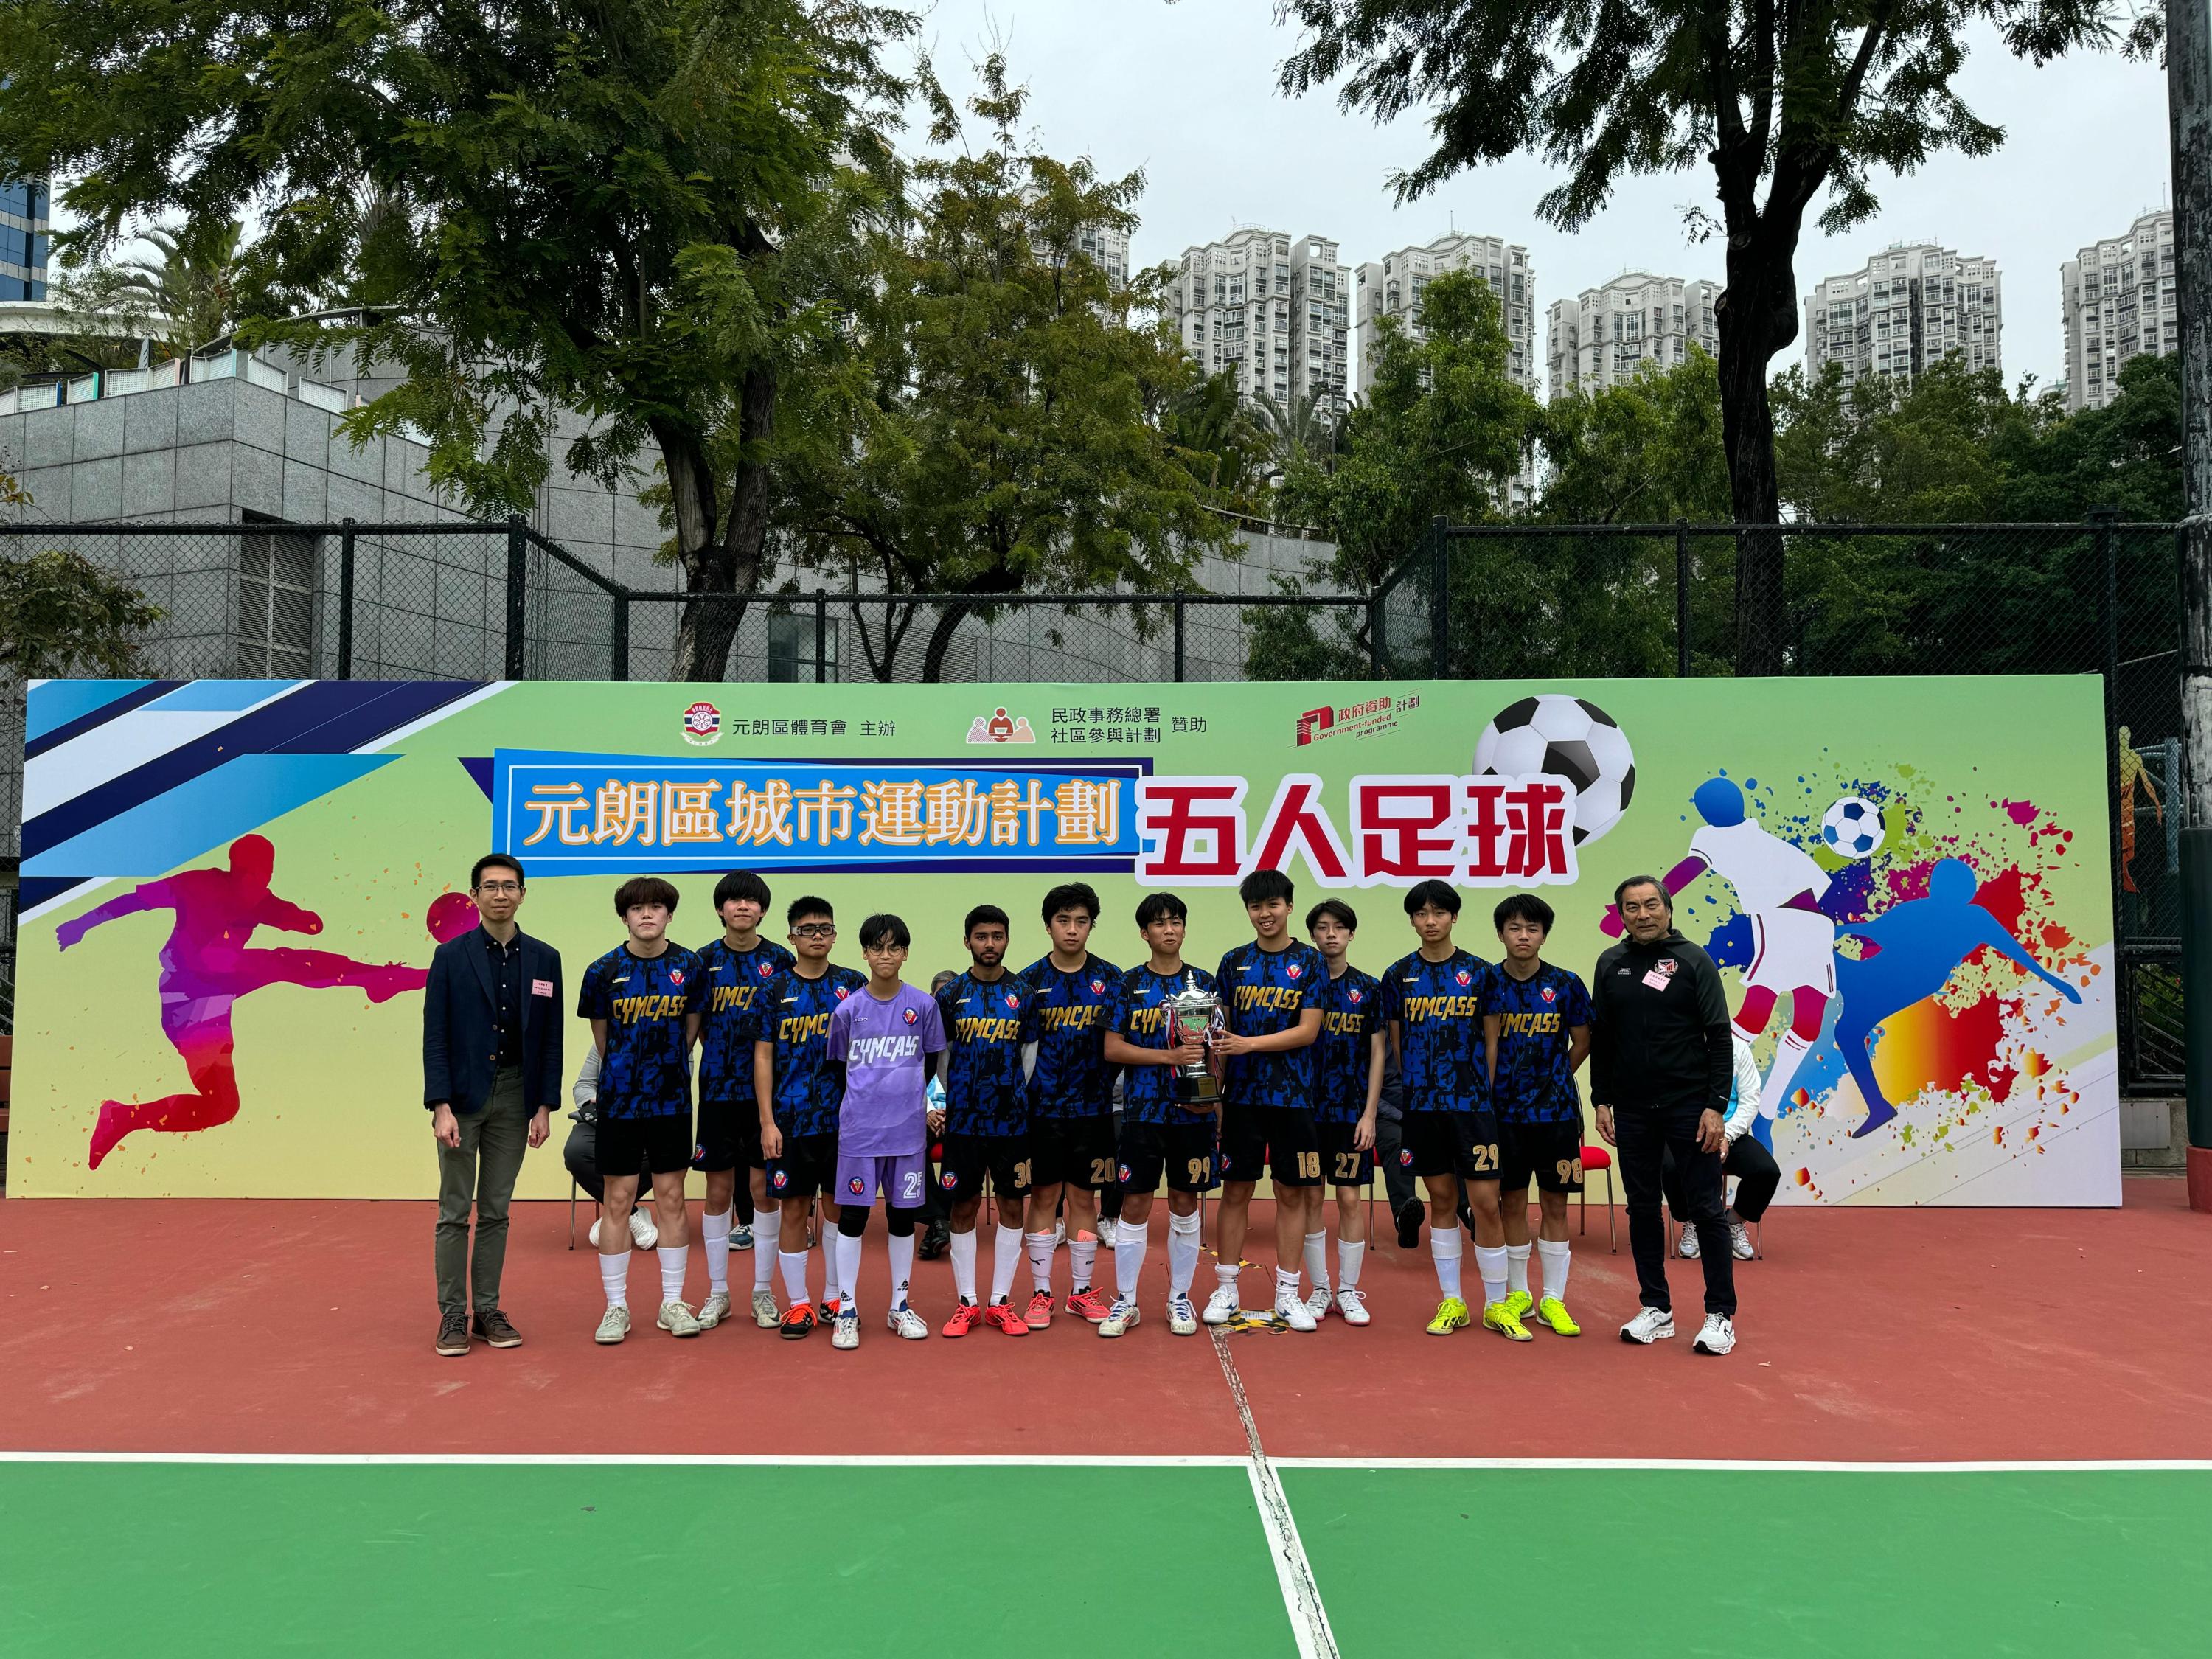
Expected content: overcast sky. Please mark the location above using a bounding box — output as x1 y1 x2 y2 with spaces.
910 0 2172 395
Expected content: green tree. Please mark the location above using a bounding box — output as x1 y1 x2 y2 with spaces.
1279 0 2144 672
1251 386 1340 480
99 217 251 355
771 55 1232 681
0 0 911 678
0 548 164 678
1156 369 1270 516
1536 350 1731 525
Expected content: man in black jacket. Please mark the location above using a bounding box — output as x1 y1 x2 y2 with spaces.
422 853 564 1357
1590 874 1739 1355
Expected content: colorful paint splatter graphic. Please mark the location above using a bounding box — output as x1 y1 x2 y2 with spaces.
53 835 447 1170
1664 761 2099 1200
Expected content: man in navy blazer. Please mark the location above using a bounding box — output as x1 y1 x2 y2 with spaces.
423 852 563 1356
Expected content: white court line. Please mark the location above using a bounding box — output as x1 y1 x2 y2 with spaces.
1211 1330 1340 1659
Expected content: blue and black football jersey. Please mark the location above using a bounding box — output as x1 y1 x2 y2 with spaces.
1214 940 1325 1110
1488 963 1594 1125
696 936 796 1102
759 963 868 1137
1311 964 1382 1125
1110 964 1218 1125
1018 954 1121 1119
935 970 1039 1136
576 943 705 1120
1378 947 1495 1116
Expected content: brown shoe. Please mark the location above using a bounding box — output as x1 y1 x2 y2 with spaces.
435 1309 470 1357
472 1308 523 1349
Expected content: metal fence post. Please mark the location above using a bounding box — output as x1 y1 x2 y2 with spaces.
337 516 356 679
612 590 630 683
504 514 527 680
2093 508 2125 967
814 593 829 684
1675 518 1691 676
1172 594 1186 683
1428 515 1449 677
1368 592 1385 675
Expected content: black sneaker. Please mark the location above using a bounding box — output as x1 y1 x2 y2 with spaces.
472 1308 523 1349
434 1309 470 1357
919 1222 951 1261
1395 1202 1422 1251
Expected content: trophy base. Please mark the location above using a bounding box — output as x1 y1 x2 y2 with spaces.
1173 1077 1223 1107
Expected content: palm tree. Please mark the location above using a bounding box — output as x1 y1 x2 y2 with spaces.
110 217 249 354
1251 385 1340 478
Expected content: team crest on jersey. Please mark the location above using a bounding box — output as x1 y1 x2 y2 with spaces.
902 1006 919 1025
757 960 775 977
1348 987 1363 1003
771 1170 789 1190
1286 963 1302 979
847 1176 866 1196
1118 1164 1133 1183
1540 987 1557 1003
1091 979 1105 994
1399 1149 1413 1166
1004 992 1020 1010
835 986 850 999
941 1170 959 1190
669 970 684 987
1454 969 1471 986
1654 959 1679 978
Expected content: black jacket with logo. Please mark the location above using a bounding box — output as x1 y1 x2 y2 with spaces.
1588 928 1733 1114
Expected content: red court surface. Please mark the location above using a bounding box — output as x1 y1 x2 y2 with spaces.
3 1181 2208 1463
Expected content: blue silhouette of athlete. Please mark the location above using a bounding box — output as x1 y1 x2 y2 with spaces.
1833 858 2081 1139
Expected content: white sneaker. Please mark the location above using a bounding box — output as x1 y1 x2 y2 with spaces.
628 1208 659 1251
1619 1306 1675 1344
593 1304 630 1345
832 1308 860 1349
1693 1312 1736 1355
751 1288 780 1328
1677 1223 1700 1259
657 1300 701 1337
1304 1286 1333 1321
1098 1298 1141 1338
1277 1287 1318 1332
1201 1284 1239 1325
886 1303 930 1340
1097 1217 1119 1247
1167 1294 1199 1335
732 1222 754 1252
1053 1220 1068 1249
1730 1222 1756 1261
588 1217 603 1249
697 1291 731 1330
1335 1287 1371 1326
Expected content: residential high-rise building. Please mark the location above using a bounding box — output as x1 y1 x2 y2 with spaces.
1545 272 1718 400
1354 234 1534 395
1 176 49 302
1804 243 2002 389
2062 210 2176 411
1167 227 1350 415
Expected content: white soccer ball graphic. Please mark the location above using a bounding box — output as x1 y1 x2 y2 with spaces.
1821 796 1888 860
1472 695 1635 846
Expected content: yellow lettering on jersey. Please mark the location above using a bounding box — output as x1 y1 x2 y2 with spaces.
954 1015 1023 1044
613 992 687 1023
1497 1010 1563 1037
1404 994 1483 1022
1321 1009 1365 1035
1124 1006 1172 1038
1038 1006 1102 1032
1234 985 1303 1013
777 1010 833 1045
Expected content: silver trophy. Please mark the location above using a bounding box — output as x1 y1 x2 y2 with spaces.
1168 973 1225 1107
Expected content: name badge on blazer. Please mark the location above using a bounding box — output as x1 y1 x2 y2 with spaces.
531 978 555 998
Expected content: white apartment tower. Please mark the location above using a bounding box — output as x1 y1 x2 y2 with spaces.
1354 234 1534 394
1804 243 2002 389
1167 228 1351 414
2062 210 2175 411
1545 272 1719 400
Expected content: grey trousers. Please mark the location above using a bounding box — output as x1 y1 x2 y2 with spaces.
434 1068 529 1315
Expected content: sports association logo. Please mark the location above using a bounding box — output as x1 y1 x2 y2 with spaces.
1399 1148 1414 1166
902 1006 919 1025
669 970 685 986
835 986 850 999
1090 978 1105 994
1286 962 1302 979
771 1169 789 1191
1348 987 1363 1003
965 706 1037 744
1004 992 1020 1010
1454 969 1471 987
681 700 722 747
1540 986 1557 1003
757 960 775 977
847 1175 866 1196
1118 1164 1133 1183
941 1170 959 1189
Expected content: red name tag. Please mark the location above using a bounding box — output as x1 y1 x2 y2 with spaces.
531 978 554 998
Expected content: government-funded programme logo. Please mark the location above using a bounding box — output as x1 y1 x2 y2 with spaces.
681 700 723 747
1293 689 1420 747
966 706 1037 744
1294 706 1334 746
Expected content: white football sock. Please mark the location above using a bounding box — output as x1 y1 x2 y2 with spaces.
1537 1238 1572 1301
1215 1260 1241 1295
834 1232 860 1307
1474 1243 1509 1309
1167 1210 1202 1295
991 1224 1024 1302
888 1231 915 1307
754 1208 780 1292
1026 1231 1057 1295
1338 1236 1366 1290
1069 1234 1098 1293
1430 1231 1462 1299
1505 1241 1531 1298
1114 1219 1150 1301
821 1234 841 1307
701 1208 732 1295
949 1228 979 1302
657 1245 688 1304
1762 1029 1815 1119
1273 1266 1301 1304
1302 1229 1329 1294
599 1250 628 1309
778 1250 809 1304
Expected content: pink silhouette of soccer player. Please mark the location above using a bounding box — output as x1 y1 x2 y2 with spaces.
55 833 430 1169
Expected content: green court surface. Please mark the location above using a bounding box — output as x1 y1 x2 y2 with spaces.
4 1459 2206 1658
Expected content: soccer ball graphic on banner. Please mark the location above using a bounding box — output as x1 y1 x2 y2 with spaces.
1472 695 1636 845
1821 796 1888 859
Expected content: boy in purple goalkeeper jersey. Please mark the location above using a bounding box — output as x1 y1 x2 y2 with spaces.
824 913 947 1351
